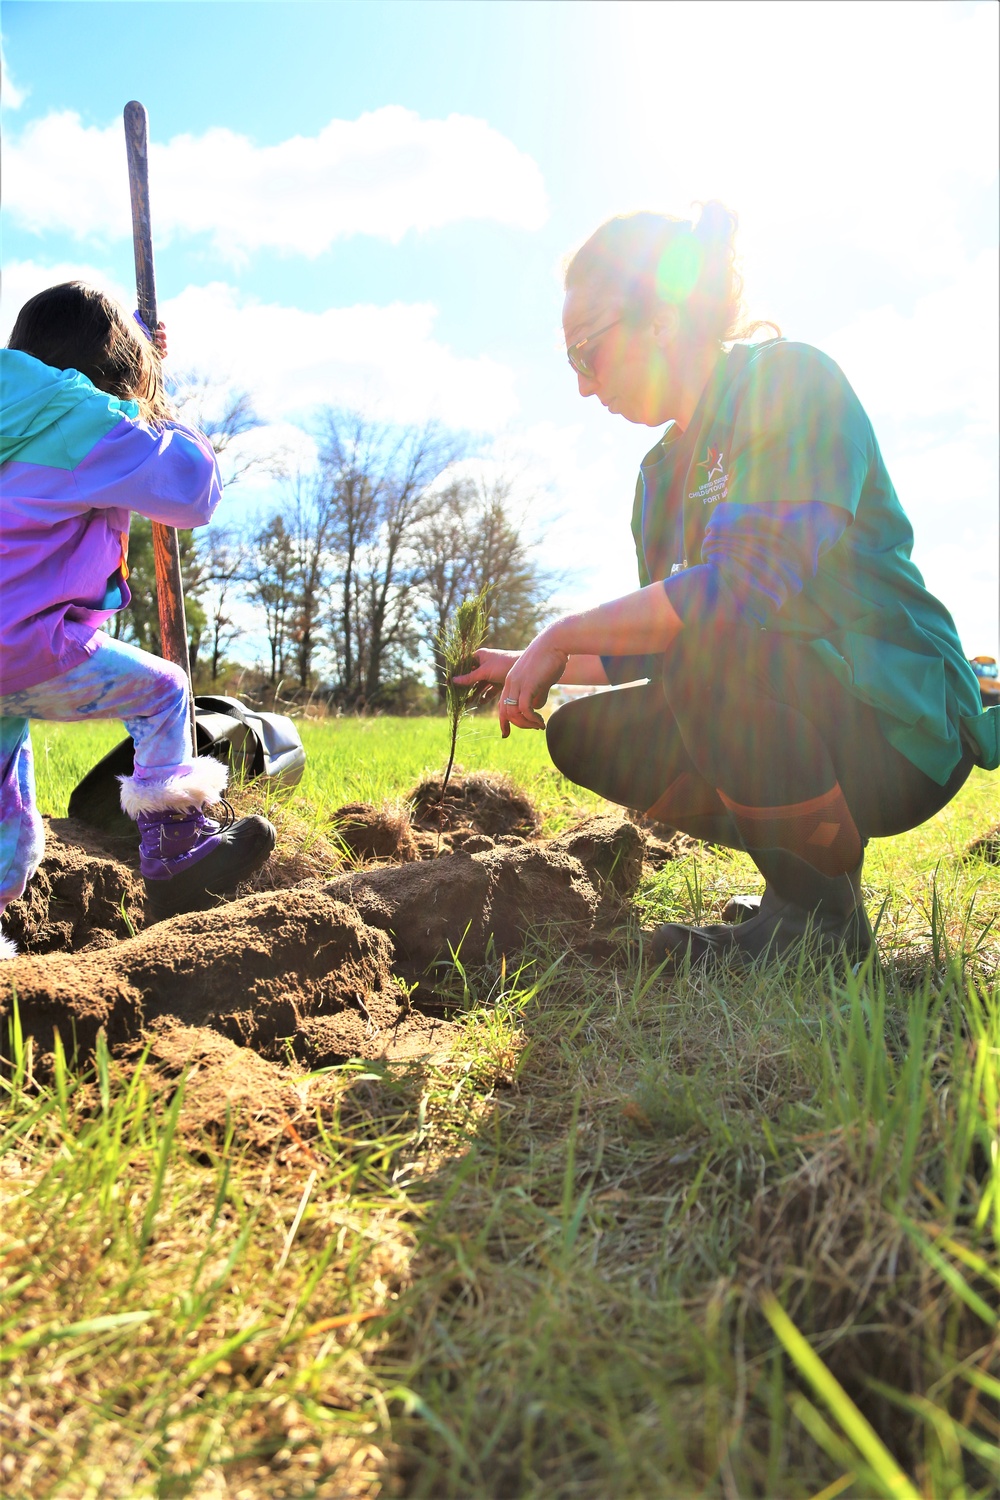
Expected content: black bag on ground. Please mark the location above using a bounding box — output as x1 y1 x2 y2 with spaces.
67 695 306 838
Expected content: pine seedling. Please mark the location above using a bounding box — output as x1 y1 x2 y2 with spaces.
438 588 491 797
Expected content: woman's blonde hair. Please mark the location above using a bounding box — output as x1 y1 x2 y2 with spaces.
7 281 172 427
564 200 779 346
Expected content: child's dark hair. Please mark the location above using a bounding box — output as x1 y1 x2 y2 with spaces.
7 282 171 426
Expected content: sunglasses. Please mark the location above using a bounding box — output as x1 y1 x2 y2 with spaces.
566 318 622 379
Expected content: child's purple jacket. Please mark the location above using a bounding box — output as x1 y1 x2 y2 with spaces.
0 350 222 695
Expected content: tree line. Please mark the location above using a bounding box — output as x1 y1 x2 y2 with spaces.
113 386 554 710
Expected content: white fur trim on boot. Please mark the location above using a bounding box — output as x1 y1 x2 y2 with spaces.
0 931 19 960
118 755 229 817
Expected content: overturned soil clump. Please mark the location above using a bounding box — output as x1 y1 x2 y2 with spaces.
328 845 592 967
327 813 645 967
409 771 540 845
331 801 419 864
131 1019 334 1154
126 1018 457 1155
1 887 402 1066
1 754 648 1087
0 814 644 1071
3 817 145 954
626 810 703 869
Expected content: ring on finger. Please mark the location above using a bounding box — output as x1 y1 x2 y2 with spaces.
503 697 518 705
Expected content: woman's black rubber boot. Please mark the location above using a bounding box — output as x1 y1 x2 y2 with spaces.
649 851 873 972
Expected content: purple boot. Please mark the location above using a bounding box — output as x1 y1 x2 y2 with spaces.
120 757 276 923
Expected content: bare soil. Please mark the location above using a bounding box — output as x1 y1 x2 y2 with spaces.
409 770 540 849
331 800 419 863
1 783 646 1084
124 1017 452 1157
3 817 146 954
626 810 702 870
2 885 401 1063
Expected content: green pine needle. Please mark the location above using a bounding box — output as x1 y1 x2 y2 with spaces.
438 588 491 796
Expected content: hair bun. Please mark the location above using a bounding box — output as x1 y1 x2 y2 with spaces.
693 200 738 247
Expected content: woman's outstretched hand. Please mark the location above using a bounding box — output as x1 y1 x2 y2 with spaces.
452 643 566 737
452 648 520 689
494 637 568 737
452 585 682 738
452 635 567 738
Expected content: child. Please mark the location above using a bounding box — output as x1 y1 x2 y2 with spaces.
0 282 275 956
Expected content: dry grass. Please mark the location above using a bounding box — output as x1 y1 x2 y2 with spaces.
1 766 998 1498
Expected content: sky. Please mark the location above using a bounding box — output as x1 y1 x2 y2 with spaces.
2 0 998 658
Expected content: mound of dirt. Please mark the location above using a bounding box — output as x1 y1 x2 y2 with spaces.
331 801 419 863
966 825 1000 863
3 817 145 954
0 887 402 1065
0 812 644 1073
409 771 540 841
126 1017 456 1154
134 1018 328 1152
626 811 701 869
327 812 645 966
549 814 646 897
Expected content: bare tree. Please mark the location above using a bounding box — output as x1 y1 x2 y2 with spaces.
317 410 463 708
285 471 336 690
317 416 378 701
412 479 474 666
197 525 249 685
168 372 290 487
242 514 297 685
117 374 289 670
471 476 556 646
413 470 556 697
122 389 556 709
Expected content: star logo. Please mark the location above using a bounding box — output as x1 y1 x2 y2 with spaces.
697 446 726 483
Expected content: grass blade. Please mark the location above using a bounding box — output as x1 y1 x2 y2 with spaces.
761 1293 922 1500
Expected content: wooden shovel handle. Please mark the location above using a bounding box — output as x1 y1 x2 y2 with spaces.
124 101 158 337
124 102 196 733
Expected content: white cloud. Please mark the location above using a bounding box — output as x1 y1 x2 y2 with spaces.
160 281 520 432
2 262 520 433
0 40 26 110
4 106 548 257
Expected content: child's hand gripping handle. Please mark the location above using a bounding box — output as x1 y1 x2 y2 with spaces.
124 101 196 738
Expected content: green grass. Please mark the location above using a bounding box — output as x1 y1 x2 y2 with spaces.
29 713 603 834
3 725 999 1498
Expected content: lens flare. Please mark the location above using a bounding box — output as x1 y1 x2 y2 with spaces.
656 236 703 303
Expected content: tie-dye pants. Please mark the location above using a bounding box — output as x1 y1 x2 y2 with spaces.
0 634 193 916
